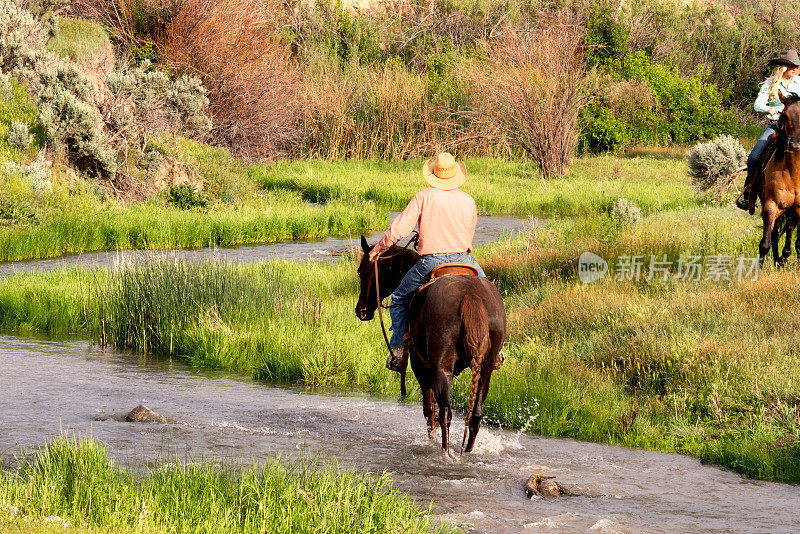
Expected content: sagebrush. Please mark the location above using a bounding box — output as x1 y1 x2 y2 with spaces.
687 134 746 199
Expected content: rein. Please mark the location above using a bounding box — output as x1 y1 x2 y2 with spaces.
372 232 418 397
373 231 418 346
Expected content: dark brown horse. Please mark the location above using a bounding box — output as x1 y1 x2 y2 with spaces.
355 236 507 453
771 212 800 266
759 94 800 266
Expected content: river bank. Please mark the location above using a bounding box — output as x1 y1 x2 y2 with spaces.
0 153 693 262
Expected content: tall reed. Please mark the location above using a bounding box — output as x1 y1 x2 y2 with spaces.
92 257 289 355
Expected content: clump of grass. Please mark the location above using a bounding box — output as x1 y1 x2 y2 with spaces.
92 258 288 357
45 16 110 62
0 434 450 533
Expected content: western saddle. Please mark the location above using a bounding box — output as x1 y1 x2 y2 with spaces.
417 262 480 293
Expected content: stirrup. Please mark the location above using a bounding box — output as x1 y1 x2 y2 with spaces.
386 347 404 372
494 348 505 370
735 193 749 211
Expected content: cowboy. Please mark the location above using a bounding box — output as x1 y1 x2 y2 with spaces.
368 152 486 372
737 49 800 210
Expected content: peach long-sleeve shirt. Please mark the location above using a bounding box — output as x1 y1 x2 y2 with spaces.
374 187 477 256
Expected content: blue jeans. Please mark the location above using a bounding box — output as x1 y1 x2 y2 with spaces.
388 252 485 349
746 123 778 185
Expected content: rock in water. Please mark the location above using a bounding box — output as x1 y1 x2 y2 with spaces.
538 479 561 497
126 405 167 423
524 474 579 498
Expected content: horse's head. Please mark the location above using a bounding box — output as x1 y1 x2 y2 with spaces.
355 236 378 321
779 93 800 150
354 235 421 321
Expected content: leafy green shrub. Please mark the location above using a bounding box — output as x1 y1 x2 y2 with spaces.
611 197 642 228
7 119 32 148
687 134 746 198
584 5 629 68
37 64 118 177
580 51 737 153
167 183 208 210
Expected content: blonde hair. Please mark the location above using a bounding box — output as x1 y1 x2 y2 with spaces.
769 66 788 102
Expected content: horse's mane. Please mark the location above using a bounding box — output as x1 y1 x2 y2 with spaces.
773 96 800 161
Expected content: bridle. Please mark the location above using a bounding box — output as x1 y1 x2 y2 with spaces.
371 231 419 353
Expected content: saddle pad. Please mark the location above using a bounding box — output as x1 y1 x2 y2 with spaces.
430 262 479 279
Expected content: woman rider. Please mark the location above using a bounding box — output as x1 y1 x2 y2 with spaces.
737 49 800 210
367 152 486 372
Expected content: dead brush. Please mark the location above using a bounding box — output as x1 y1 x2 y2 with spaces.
294 59 440 160
70 0 180 53
459 15 591 178
163 0 301 161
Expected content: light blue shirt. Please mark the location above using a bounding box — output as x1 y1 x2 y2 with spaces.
754 76 800 121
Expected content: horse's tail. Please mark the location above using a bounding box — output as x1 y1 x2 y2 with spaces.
460 292 489 451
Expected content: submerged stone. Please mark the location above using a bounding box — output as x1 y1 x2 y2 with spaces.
126 404 167 423
524 474 579 498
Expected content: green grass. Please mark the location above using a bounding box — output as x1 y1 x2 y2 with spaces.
0 196 383 262
0 435 453 533
46 17 110 62
0 147 699 261
253 155 697 217
2 204 800 483
0 79 41 164
0 76 701 262
0 138 385 262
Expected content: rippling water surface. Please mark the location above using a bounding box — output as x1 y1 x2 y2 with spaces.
1 334 797 533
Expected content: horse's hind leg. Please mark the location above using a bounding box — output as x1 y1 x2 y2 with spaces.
434 369 453 452
781 216 797 264
772 218 784 266
423 387 437 438
464 365 493 453
410 355 437 438
760 203 780 267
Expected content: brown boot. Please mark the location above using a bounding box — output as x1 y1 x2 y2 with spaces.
735 191 749 211
386 347 404 372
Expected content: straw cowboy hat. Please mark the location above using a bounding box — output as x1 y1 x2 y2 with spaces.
422 152 467 190
769 50 800 67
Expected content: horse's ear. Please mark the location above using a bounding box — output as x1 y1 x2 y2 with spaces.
780 92 789 105
360 235 371 252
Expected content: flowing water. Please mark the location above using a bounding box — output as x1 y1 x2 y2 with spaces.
2 334 797 533
0 213 543 279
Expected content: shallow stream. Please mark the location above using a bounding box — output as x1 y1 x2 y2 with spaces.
0 213 542 278
2 334 797 533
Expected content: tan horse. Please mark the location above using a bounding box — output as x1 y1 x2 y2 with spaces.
759 94 800 266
